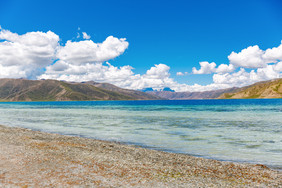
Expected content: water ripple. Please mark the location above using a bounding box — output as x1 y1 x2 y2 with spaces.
0 99 281 169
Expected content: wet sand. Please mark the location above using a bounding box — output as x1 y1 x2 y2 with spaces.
0 125 281 187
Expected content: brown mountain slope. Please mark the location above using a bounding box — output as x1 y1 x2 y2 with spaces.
0 79 162 101
218 78 282 99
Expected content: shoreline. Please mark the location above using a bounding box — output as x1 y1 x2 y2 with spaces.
0 125 281 187
4 124 282 172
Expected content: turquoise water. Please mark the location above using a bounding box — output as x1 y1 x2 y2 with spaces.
0 99 281 169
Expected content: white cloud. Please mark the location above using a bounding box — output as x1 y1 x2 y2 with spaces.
228 45 265 68
145 64 170 79
176 72 188 76
41 57 280 92
263 41 282 62
255 65 280 80
189 42 282 91
56 36 128 65
0 27 281 93
0 28 59 78
228 42 282 69
274 61 282 72
213 68 251 86
176 72 184 76
192 61 216 74
82 32 91 40
0 64 28 78
39 34 131 86
192 62 234 74
139 64 176 90
216 64 235 73
40 62 135 85
39 63 176 91
212 65 280 88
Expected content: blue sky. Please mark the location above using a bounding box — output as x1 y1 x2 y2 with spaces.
0 0 282 91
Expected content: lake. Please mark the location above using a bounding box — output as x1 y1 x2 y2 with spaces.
0 99 281 169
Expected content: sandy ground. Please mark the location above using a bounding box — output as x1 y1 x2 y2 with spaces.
0 125 281 187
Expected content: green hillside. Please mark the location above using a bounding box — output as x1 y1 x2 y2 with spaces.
219 78 282 99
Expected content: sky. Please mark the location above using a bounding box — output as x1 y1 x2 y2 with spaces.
0 0 282 92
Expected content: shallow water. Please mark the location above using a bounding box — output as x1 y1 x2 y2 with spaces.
0 99 281 169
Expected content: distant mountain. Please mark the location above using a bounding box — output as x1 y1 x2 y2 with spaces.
138 88 155 92
218 78 282 99
139 87 175 92
84 81 162 100
0 79 162 101
146 87 239 100
162 87 175 92
2 78 280 102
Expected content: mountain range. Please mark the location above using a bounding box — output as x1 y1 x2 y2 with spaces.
0 79 161 101
146 78 282 99
0 78 281 101
146 87 239 100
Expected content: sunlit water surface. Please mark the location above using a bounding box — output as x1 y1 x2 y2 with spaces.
0 99 281 169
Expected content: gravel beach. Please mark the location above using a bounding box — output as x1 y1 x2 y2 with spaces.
0 125 281 187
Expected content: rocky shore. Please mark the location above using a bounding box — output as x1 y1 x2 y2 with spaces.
0 125 281 187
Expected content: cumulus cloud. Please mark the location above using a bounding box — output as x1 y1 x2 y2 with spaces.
0 27 281 92
175 64 280 92
138 64 176 90
82 32 91 40
216 64 235 73
39 36 181 91
188 42 282 91
212 65 280 88
228 42 282 69
274 61 282 72
40 62 135 85
176 72 184 76
0 28 59 78
228 45 266 68
192 61 216 74
39 34 135 88
40 63 176 91
56 36 128 65
145 64 170 79
176 72 188 76
213 68 251 86
263 41 282 62
192 62 234 74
